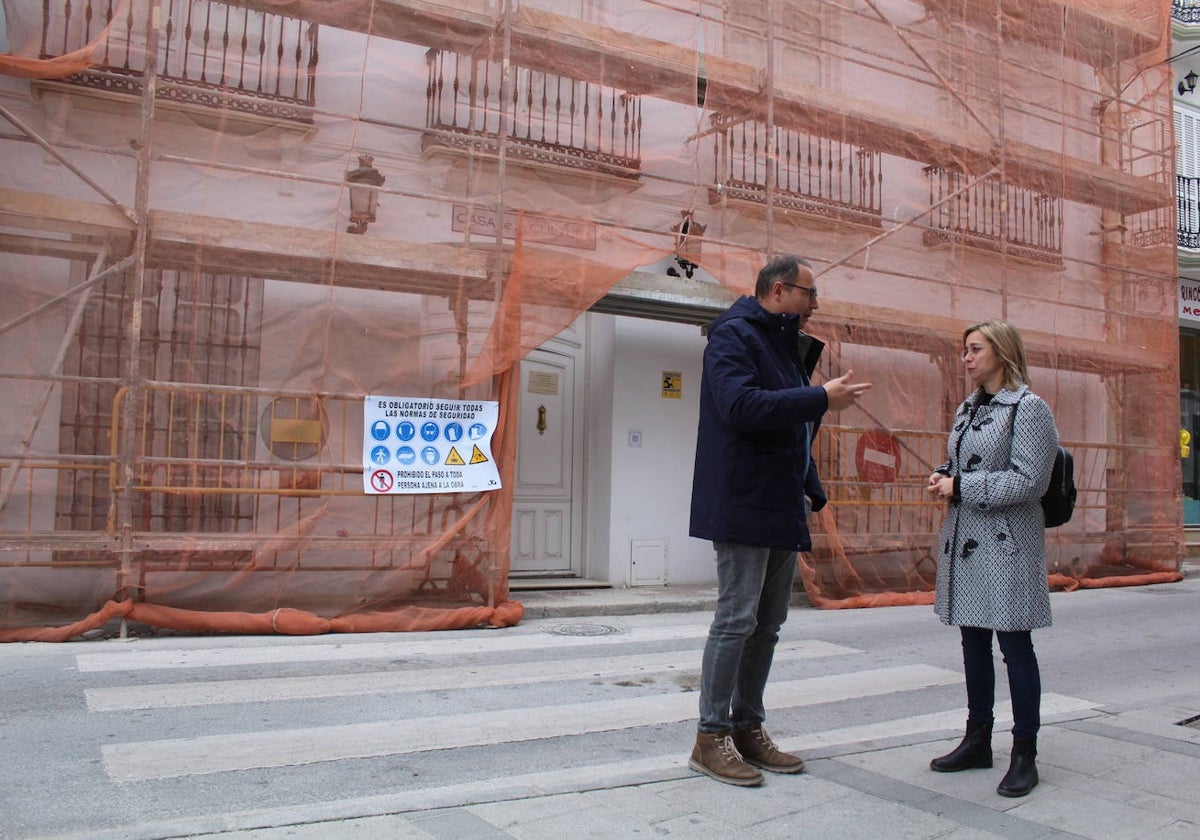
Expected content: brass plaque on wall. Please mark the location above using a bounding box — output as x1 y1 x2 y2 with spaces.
528 371 560 395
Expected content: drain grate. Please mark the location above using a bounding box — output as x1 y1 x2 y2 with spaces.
1177 714 1200 730
541 621 628 637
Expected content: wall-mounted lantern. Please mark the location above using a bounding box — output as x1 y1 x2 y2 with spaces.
668 210 706 279
345 155 386 235
1180 69 1198 97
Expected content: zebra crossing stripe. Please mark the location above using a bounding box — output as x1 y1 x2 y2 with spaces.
74 624 716 672
779 692 1100 752
102 664 961 782
85 640 859 711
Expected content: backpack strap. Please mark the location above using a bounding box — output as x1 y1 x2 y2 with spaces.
1007 392 1027 465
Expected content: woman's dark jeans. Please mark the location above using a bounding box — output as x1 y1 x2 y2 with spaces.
960 625 1041 741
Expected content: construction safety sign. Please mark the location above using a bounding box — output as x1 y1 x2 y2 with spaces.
363 396 502 494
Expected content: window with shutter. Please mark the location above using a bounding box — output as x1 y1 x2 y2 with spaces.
1176 108 1200 177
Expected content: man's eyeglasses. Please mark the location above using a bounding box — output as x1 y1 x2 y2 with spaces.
782 282 818 301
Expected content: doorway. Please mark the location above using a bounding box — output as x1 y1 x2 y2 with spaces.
510 343 585 576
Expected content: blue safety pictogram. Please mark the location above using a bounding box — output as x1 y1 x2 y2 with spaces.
370 420 390 441
370 445 391 465
468 422 487 440
420 421 440 442
445 422 463 442
396 446 416 465
421 446 440 465
396 421 416 441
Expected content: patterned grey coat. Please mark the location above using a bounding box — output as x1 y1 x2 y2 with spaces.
933 385 1059 631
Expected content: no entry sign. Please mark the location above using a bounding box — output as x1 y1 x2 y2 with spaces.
855 430 901 483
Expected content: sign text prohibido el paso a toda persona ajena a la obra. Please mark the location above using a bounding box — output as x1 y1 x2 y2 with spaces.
363 396 501 494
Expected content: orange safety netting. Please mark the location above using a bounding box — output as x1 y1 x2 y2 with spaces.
0 0 1184 641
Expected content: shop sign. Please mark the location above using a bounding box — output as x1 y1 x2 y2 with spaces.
1180 277 1200 324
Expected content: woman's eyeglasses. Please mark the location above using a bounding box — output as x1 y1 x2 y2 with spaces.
961 344 988 360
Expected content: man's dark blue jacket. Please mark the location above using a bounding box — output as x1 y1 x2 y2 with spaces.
689 295 828 551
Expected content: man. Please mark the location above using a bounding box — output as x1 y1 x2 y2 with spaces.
688 254 870 786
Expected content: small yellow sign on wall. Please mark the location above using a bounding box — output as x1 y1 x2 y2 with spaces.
662 371 682 399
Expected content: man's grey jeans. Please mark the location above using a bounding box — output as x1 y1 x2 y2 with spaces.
698 541 797 733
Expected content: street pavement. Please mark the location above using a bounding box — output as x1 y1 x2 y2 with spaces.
3 565 1199 840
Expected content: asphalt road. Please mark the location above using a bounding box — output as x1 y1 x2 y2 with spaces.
2 570 1198 839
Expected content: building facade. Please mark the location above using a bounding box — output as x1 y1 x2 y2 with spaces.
1174 0 1200 531
0 0 1184 637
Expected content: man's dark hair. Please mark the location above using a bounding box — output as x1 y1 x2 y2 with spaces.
755 254 813 298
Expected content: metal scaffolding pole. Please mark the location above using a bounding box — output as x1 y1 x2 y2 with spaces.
112 0 163 637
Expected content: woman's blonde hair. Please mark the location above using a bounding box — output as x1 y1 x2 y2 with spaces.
963 319 1030 391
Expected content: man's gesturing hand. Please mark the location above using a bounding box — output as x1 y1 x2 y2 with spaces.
822 369 872 411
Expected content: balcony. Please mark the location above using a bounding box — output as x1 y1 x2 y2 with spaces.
923 166 1063 266
40 0 317 123
423 49 641 181
708 115 883 228
1180 176 1200 250
1175 1 1200 24
1122 174 1196 249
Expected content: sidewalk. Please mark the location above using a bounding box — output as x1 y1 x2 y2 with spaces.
512 583 723 619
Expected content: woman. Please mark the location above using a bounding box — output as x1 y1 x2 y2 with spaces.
925 319 1060 798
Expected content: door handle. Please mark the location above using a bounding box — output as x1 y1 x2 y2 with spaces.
536 404 547 436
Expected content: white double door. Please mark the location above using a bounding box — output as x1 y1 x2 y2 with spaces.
509 338 585 577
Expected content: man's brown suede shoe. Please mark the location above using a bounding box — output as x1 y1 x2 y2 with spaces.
732 724 806 774
689 732 764 786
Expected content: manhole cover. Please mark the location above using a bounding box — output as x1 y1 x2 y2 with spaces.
541 621 627 637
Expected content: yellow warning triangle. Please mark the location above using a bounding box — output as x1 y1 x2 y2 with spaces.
445 446 466 466
470 444 489 464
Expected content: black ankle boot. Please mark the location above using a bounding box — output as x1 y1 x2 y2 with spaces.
930 721 993 772
997 737 1038 797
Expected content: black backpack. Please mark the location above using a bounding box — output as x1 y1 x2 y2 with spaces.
1011 397 1076 528
1041 446 1076 528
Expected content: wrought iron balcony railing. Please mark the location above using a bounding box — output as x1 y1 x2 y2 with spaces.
424 49 641 179
1174 1 1200 25
709 115 883 227
40 0 318 123
923 166 1063 265
1180 175 1200 250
